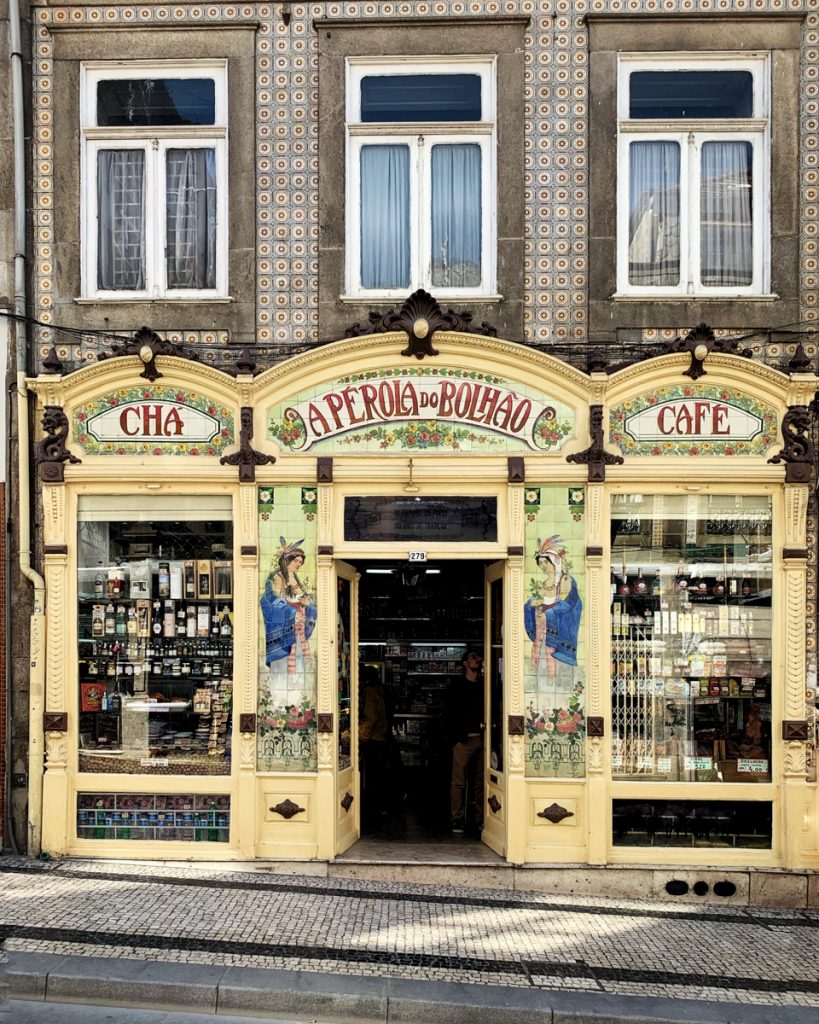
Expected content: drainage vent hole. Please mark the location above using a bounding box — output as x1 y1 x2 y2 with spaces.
692 881 710 896
665 880 689 896
713 881 737 898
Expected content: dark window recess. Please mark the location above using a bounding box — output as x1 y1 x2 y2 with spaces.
361 74 482 122
97 79 216 127
344 496 497 543
629 71 753 120
612 799 772 849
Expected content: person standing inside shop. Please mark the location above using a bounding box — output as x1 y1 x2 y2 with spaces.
447 650 485 835
359 665 389 822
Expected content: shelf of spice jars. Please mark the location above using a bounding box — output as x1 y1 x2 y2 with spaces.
76 792 230 842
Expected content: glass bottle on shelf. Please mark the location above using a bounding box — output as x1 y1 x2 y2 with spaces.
115 604 126 636
220 606 232 638
94 561 105 597
104 603 116 635
152 601 162 636
712 575 726 598
127 606 137 635
163 600 175 638
674 561 689 592
632 568 647 595
651 570 662 597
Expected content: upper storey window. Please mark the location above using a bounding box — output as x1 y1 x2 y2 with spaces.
81 63 228 299
346 58 496 300
616 55 769 297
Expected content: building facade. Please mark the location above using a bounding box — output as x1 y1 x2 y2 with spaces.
4 0 819 890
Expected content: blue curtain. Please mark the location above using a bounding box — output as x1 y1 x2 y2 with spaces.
431 143 481 288
360 144 410 289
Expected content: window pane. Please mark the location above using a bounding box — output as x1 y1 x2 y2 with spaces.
629 71 753 119
361 74 481 122
97 79 216 126
431 144 482 288
360 145 410 290
628 141 680 287
701 141 753 288
97 150 145 290
610 494 772 785
613 800 772 849
166 149 217 290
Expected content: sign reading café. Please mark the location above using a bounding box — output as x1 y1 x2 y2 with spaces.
266 367 576 454
609 385 778 457
72 386 235 457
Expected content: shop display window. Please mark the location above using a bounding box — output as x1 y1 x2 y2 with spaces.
612 799 772 849
611 494 772 783
77 792 230 841
77 496 233 775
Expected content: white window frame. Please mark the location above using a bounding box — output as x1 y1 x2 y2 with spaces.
616 52 770 298
345 56 497 301
80 60 229 300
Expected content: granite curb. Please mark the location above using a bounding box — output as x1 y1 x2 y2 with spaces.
2 951 818 1024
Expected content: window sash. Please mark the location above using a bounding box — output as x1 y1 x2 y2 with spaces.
348 133 491 298
85 138 225 298
617 130 765 296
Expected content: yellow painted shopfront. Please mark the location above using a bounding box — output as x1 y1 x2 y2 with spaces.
28 321 819 884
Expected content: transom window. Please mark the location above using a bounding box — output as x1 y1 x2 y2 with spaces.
345 58 496 300
616 54 769 297
81 62 228 299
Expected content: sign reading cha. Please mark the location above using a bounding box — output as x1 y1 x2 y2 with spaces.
85 401 221 444
623 399 764 442
272 376 570 452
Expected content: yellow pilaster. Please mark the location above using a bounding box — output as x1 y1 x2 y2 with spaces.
315 479 335 859
585 483 608 864
236 483 258 858
505 483 526 864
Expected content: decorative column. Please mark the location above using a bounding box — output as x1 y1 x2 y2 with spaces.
504 479 526 863
235 482 259 858
584 483 608 864
315 479 335 859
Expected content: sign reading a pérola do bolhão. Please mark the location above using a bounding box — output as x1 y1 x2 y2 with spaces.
266 367 576 454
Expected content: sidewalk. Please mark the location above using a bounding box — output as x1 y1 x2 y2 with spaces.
2 856 819 1023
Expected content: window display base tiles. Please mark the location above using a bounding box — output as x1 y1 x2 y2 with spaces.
76 793 230 842
3 860 819 1008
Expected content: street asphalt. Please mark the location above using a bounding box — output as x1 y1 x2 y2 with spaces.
2 856 819 1023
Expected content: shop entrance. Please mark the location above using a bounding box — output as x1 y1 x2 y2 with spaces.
352 559 503 846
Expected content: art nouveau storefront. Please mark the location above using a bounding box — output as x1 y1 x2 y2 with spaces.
28 322 819 871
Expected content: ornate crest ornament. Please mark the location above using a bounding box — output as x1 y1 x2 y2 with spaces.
270 799 305 820
344 288 497 360
537 802 574 824
220 407 277 482
36 406 81 481
488 794 502 814
98 326 200 382
566 405 624 481
340 791 354 813
660 323 753 381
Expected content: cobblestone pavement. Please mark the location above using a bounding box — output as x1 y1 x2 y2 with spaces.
1 858 819 1009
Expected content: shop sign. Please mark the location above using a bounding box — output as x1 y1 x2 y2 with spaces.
267 367 575 454
73 387 235 457
609 385 778 457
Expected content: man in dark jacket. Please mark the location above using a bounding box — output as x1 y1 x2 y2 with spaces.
446 650 485 834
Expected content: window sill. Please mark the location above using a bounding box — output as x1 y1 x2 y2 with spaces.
611 293 778 302
339 293 503 304
75 296 235 304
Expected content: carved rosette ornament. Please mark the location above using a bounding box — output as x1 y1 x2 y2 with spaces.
344 288 497 360
98 325 200 382
768 404 816 483
270 799 306 820
220 407 276 482
566 405 624 482
36 406 81 482
537 802 574 824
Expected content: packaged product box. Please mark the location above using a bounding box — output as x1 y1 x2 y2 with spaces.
197 560 212 600
129 562 151 600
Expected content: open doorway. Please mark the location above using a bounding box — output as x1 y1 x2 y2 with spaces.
357 560 488 843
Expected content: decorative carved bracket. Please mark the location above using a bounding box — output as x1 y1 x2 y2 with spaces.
97 326 200 382
507 457 525 484
344 288 497 360
566 405 624 482
36 406 81 482
220 407 276 482
42 347 64 374
270 798 305 820
537 802 574 824
508 715 525 736
488 794 501 814
239 713 257 734
317 713 333 734
43 712 68 732
768 404 816 483
341 791 354 813
660 323 753 380
317 457 333 483
586 716 604 738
